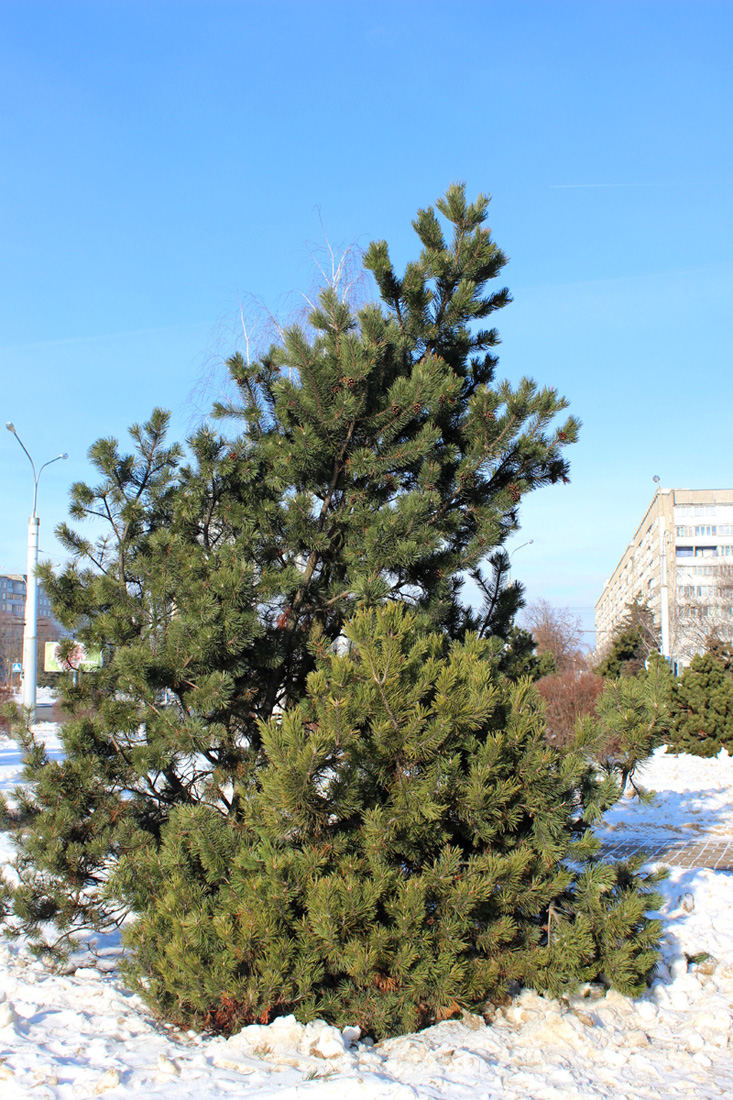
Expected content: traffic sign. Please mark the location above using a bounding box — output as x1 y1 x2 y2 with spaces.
11 662 22 673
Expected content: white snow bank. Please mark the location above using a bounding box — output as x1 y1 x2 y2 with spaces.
0 723 63 805
597 744 733 839
1 736 733 1097
6 686 57 708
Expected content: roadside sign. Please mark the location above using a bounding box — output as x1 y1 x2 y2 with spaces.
11 662 22 673
44 642 102 672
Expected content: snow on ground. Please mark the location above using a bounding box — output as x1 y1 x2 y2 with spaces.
7 688 57 708
597 745 733 840
1 730 732 1098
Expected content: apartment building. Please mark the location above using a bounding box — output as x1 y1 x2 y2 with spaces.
0 572 61 682
595 488 733 668
0 573 56 617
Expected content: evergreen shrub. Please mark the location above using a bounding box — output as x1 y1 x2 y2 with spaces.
595 600 660 680
0 684 11 735
120 604 663 1038
591 654 672 794
668 645 733 757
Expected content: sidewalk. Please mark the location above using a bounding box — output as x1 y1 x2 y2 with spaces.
601 836 733 871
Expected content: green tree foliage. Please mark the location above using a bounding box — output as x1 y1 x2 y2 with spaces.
668 644 733 757
4 412 188 943
120 605 663 1038
499 625 557 682
1 186 663 1037
595 600 660 679
591 654 672 794
4 185 579 954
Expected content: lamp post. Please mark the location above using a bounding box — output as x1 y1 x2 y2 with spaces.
506 539 534 586
511 539 534 560
6 422 68 723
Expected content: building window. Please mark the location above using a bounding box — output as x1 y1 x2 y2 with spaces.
676 546 693 557
695 525 716 536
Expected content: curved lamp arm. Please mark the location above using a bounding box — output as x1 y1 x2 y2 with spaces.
7 422 67 515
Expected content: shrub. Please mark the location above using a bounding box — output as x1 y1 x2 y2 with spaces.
0 684 11 736
120 604 663 1038
536 670 605 749
668 645 733 757
592 655 672 794
595 600 660 679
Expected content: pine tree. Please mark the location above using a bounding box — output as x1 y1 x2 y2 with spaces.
4 412 190 944
591 654 672 795
499 624 557 682
2 186 664 1040
4 185 579 954
595 599 660 679
120 604 663 1037
668 644 733 757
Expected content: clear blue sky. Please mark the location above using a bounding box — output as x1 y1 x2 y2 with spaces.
1 0 731 642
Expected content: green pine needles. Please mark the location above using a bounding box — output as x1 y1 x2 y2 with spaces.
668 645 733 756
1 184 664 1037
120 604 663 1037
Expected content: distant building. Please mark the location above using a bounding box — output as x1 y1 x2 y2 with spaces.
0 572 63 683
595 489 733 669
0 573 55 618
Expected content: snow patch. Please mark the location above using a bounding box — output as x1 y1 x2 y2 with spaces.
2 733 733 1097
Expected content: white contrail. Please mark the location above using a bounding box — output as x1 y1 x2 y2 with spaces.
550 182 664 189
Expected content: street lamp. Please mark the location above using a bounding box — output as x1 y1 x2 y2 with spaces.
511 539 534 560
6 422 68 722
506 539 534 586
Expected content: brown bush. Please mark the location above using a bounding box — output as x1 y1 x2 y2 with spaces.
536 670 605 749
0 683 12 735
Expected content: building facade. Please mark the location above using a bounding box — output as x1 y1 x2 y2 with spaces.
595 488 733 668
0 573 56 618
0 573 61 683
